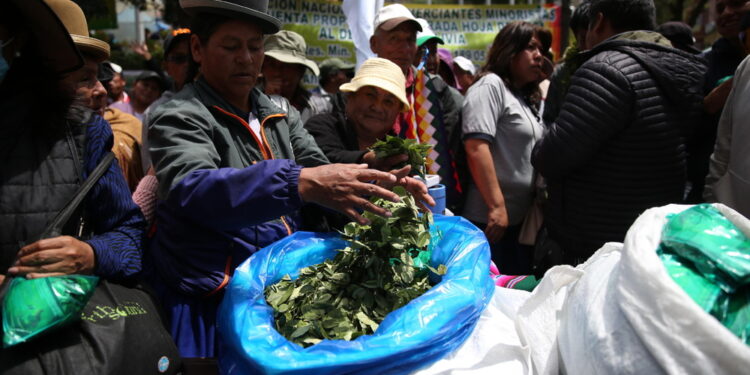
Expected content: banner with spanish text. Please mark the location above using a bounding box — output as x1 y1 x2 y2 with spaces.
268 0 562 79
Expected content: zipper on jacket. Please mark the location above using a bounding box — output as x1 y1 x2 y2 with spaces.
259 113 286 159
212 106 295 236
211 105 273 160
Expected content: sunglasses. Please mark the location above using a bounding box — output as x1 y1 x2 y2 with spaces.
166 54 189 64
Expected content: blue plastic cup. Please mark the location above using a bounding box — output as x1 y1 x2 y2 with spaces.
428 184 446 214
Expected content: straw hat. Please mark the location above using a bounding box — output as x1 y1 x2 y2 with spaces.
44 0 110 62
340 57 409 112
264 30 320 76
180 0 281 34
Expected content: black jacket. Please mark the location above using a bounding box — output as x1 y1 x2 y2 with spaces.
532 37 707 261
304 111 366 164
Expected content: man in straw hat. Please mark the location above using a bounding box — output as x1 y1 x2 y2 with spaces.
146 0 433 358
370 4 466 213
0 0 144 285
260 30 323 122
306 57 410 170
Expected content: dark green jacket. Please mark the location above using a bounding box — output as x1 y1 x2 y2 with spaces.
149 77 328 199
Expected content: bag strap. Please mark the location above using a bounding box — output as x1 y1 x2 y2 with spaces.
39 152 116 239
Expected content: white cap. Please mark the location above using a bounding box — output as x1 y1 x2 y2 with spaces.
373 4 422 32
105 61 123 74
453 56 476 75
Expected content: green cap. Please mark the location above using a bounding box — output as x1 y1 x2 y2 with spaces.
264 30 320 76
416 18 444 47
318 58 355 79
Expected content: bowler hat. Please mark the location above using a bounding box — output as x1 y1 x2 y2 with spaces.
180 0 281 34
44 0 110 62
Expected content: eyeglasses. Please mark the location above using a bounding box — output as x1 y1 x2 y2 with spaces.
166 54 189 64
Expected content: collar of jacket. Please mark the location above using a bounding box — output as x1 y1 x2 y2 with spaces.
194 77 287 121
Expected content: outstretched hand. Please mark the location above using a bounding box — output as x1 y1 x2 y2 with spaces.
384 165 435 212
7 236 95 279
299 164 402 225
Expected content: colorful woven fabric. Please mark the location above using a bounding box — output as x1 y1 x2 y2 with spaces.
489 262 539 291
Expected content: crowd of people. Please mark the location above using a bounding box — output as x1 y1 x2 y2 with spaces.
1 0 748 369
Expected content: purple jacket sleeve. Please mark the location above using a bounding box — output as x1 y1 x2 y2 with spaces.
83 115 146 280
163 159 305 231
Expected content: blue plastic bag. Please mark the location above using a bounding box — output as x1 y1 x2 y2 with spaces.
218 216 494 375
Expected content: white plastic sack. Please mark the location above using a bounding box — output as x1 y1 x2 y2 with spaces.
414 286 532 375
558 204 750 375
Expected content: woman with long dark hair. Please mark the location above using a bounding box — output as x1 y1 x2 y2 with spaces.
461 21 547 275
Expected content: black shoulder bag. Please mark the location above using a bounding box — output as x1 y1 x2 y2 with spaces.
0 152 182 375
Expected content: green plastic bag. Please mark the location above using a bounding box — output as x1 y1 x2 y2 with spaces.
658 246 723 312
2 275 98 347
661 204 750 292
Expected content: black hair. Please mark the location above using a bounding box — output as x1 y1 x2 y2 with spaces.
478 21 545 109
588 0 656 32
570 2 592 33
185 13 233 83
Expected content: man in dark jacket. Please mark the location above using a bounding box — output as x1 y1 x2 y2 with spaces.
531 0 706 266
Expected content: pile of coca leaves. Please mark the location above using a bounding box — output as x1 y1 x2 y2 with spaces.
371 135 432 178
265 186 446 347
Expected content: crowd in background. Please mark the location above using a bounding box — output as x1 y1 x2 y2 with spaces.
1 0 749 367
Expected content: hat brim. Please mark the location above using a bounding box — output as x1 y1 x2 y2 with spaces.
340 79 409 112
417 35 444 47
72 35 110 62
180 0 281 34
264 51 320 76
10 0 83 75
379 17 422 32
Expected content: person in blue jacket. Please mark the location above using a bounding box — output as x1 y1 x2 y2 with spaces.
0 0 144 284
146 0 433 358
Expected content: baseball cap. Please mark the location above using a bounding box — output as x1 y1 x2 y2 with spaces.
163 28 191 56
453 56 476 75
373 4 422 32
656 21 700 54
136 70 166 91
416 18 444 47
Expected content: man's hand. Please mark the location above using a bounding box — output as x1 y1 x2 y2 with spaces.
299 164 403 224
704 78 733 114
131 42 152 61
7 236 95 279
383 165 435 212
485 206 509 243
361 151 408 171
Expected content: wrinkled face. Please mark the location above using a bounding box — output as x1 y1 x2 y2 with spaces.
132 78 162 107
510 35 544 87
192 19 264 108
414 39 440 74
261 55 306 100
346 86 402 142
164 38 190 89
716 0 749 38
370 23 418 75
61 57 107 114
108 72 126 100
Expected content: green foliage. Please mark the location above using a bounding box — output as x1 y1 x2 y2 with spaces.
371 135 431 178
265 187 445 347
